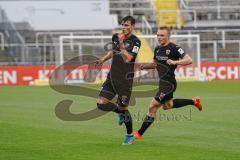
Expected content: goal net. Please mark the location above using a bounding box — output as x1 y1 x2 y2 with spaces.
58 34 202 83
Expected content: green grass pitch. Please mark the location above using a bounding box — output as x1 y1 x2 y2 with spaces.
0 81 240 160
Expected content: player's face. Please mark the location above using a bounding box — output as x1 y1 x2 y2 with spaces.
157 29 170 46
121 20 134 37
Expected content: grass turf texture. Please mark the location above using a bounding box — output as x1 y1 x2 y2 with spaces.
0 81 240 160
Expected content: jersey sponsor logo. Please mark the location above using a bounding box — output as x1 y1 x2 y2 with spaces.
132 46 139 53
178 48 184 55
156 56 168 61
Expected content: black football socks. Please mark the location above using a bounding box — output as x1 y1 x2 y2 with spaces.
138 115 155 136
122 110 133 134
113 106 125 113
172 99 194 108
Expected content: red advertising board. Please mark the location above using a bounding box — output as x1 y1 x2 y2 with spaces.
0 62 240 86
176 62 240 80
0 65 55 86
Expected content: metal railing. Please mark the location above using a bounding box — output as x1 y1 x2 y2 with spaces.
110 0 156 28
201 40 240 61
1 38 240 65
179 0 240 20
0 7 27 63
141 16 152 35
35 31 104 48
0 32 4 50
174 28 240 43
181 0 240 8
158 9 240 28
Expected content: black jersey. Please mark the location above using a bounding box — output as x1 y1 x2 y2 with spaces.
109 33 141 86
154 42 186 82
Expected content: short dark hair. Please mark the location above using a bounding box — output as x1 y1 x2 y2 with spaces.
121 16 136 25
159 26 171 36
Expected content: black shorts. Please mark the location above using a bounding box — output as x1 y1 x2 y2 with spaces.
154 80 177 104
99 77 132 107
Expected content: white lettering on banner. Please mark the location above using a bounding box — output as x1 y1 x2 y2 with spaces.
71 70 78 79
175 68 184 77
227 66 238 79
0 72 2 83
38 70 54 80
39 70 50 80
175 67 200 78
78 69 84 79
23 76 33 81
70 68 109 81
175 66 239 80
202 66 239 80
0 71 17 84
201 67 207 79
71 69 84 79
185 67 194 77
207 67 216 80
217 67 226 80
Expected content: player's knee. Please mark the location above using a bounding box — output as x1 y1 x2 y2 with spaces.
96 97 109 104
163 101 173 110
97 97 115 111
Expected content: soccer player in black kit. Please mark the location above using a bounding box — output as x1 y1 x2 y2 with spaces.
133 27 202 139
94 16 141 145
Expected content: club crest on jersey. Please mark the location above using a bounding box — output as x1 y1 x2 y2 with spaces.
124 40 133 51
124 41 130 48
166 49 171 55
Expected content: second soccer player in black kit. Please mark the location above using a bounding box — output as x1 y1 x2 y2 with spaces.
94 16 141 145
133 27 202 139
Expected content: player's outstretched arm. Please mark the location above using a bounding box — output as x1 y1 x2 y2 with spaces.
94 51 113 67
140 60 157 70
167 54 192 66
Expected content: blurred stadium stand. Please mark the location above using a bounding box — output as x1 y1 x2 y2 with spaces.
0 0 240 66
179 0 240 28
110 0 157 28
